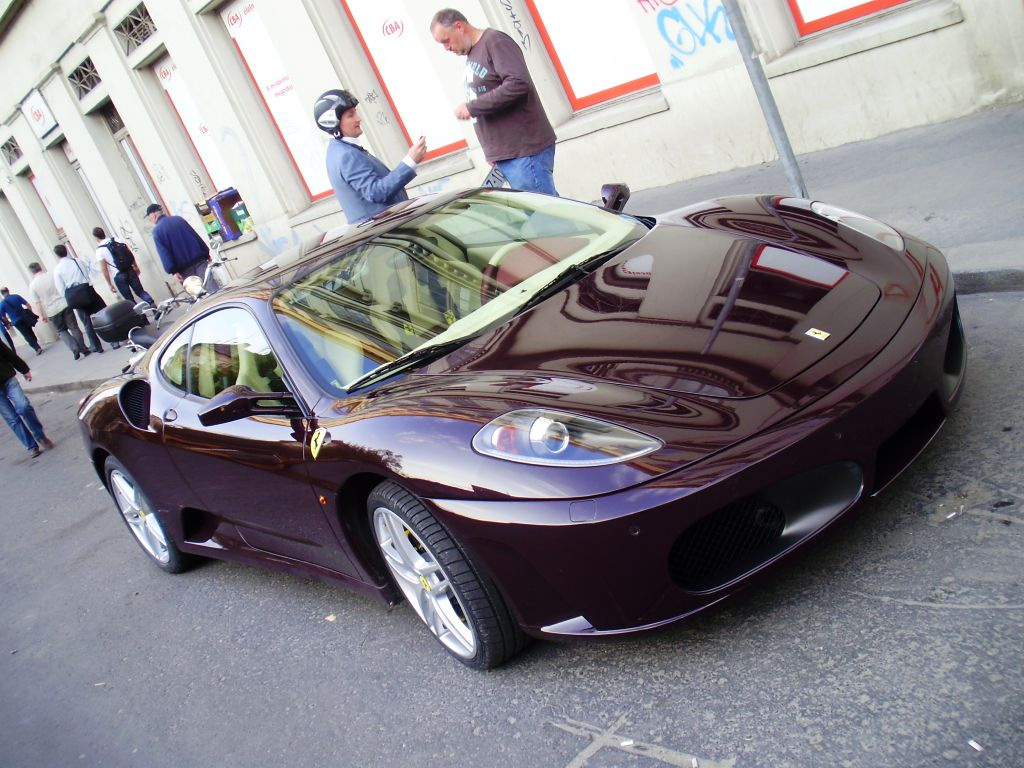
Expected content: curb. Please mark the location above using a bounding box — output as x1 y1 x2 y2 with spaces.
953 269 1024 296
24 378 113 397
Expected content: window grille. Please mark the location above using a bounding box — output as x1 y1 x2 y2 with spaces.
1 137 22 165
113 4 157 55
100 102 125 134
68 57 102 99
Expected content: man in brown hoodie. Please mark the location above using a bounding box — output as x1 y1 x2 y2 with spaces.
431 8 558 195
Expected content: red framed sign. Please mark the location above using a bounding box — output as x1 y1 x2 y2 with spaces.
523 0 659 111
338 0 467 161
787 0 912 35
222 0 334 201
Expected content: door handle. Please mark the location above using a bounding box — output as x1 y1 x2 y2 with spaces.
163 409 178 423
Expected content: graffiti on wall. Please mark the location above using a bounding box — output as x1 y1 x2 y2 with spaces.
116 216 141 254
498 0 532 51
416 176 453 196
638 0 734 70
189 168 210 198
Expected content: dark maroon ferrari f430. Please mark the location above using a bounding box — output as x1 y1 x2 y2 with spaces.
79 188 965 668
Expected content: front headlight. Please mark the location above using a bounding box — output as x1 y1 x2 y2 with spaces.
182 275 205 297
810 201 904 251
472 409 662 467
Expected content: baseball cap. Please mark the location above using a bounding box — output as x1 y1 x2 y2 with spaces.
145 203 163 216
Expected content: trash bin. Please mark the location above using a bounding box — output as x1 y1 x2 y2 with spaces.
206 188 243 241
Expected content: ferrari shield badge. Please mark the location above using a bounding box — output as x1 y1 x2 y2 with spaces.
805 328 831 341
310 427 329 460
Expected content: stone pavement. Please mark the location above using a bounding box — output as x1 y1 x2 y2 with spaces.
627 102 1024 295
11 102 1022 396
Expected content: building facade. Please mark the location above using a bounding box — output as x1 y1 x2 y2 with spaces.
0 0 1021 339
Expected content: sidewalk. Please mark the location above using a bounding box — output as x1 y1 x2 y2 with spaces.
627 102 1024 295
15 103 1023 396
18 341 136 397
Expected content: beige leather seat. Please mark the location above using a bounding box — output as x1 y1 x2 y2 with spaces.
235 345 276 392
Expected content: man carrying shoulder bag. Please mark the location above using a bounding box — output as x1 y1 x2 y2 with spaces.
51 244 106 354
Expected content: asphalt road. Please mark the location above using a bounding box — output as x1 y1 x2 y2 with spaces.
1 292 1021 768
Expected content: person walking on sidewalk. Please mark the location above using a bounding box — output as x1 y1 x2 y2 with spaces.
146 204 211 284
27 262 89 361
51 244 106 354
93 227 155 307
0 317 13 351
0 340 54 459
430 8 558 195
0 288 43 355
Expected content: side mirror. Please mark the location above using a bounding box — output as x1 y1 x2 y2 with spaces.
601 183 631 212
198 385 301 426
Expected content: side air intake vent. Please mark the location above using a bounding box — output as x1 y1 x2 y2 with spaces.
119 379 152 430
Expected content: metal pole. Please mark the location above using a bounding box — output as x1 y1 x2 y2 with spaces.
721 0 808 198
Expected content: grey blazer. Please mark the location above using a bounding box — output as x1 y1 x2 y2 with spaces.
326 138 417 224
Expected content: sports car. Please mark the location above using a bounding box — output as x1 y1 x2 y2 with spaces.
78 187 966 669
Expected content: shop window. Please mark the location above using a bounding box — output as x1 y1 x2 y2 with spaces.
787 0 913 35
153 54 230 199
523 0 659 110
99 102 163 213
28 171 64 234
220 0 333 201
114 4 158 55
338 0 470 160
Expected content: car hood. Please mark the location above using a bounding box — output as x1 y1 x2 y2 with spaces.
432 225 882 400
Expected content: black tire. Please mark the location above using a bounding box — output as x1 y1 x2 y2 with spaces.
367 480 527 669
104 456 194 574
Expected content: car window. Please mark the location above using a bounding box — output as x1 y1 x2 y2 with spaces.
273 189 647 394
158 327 193 393
185 307 285 399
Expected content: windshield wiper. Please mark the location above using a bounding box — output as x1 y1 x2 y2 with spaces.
516 242 637 315
346 337 471 392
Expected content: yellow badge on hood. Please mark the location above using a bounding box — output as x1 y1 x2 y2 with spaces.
805 328 831 341
310 427 328 460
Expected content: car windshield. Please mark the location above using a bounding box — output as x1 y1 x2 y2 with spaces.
273 189 648 394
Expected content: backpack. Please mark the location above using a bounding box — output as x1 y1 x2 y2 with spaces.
106 240 136 273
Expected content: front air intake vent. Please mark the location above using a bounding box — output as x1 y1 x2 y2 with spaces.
119 379 151 430
669 496 786 592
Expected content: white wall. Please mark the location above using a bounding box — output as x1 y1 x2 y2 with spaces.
0 0 1020 294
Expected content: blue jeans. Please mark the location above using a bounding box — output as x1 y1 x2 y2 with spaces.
0 375 46 452
496 144 558 196
114 270 155 306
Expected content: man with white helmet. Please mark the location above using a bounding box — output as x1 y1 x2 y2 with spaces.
314 88 428 224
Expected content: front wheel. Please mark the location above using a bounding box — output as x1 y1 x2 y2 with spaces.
105 456 193 574
368 481 526 669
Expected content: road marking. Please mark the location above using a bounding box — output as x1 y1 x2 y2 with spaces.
548 713 736 768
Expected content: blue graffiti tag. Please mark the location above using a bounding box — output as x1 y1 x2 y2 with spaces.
657 0 734 70
417 177 452 196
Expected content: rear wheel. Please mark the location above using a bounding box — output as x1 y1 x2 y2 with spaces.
105 456 193 574
367 481 526 669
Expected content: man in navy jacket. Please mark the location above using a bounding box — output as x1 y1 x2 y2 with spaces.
0 288 42 354
146 204 210 282
314 89 428 224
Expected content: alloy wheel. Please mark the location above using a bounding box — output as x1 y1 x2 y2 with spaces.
110 469 171 565
372 505 476 659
